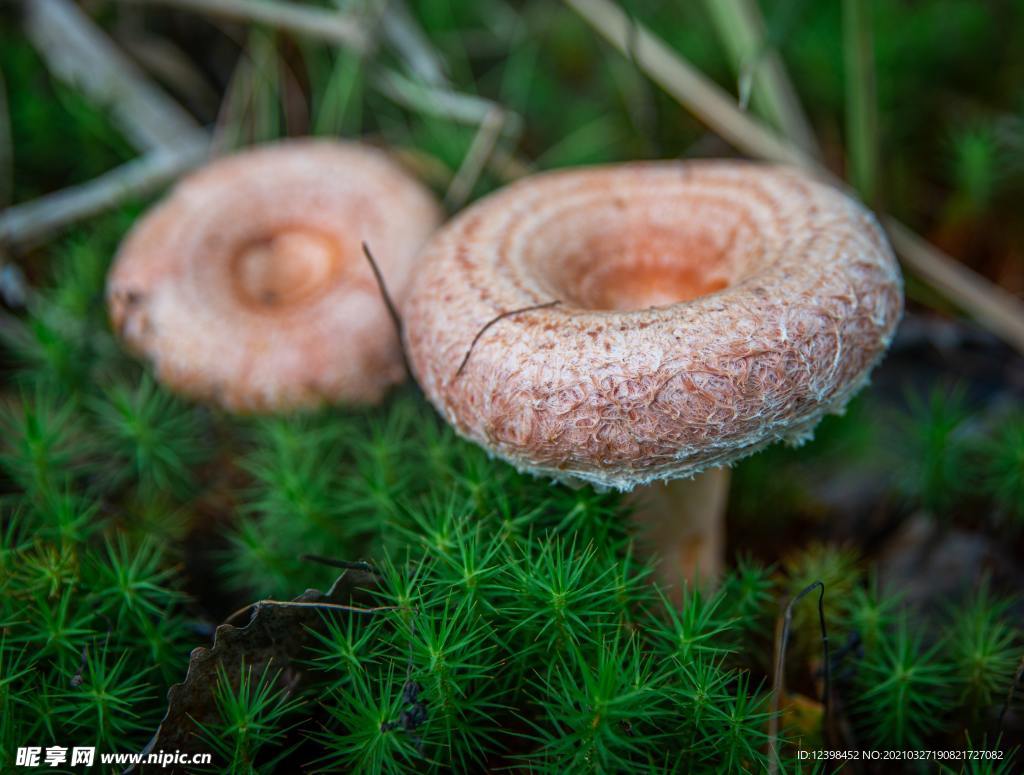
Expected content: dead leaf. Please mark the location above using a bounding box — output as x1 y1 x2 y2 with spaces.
132 565 381 771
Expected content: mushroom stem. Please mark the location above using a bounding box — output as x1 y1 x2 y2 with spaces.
628 467 731 601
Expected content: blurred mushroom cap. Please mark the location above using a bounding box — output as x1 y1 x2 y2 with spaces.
108 139 441 412
404 161 903 490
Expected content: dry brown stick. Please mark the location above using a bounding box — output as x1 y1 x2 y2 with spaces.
223 600 401 627
24 0 205 154
882 220 1024 352
380 0 448 86
565 0 807 167
444 106 506 209
10 0 210 249
701 0 820 159
118 33 222 114
375 68 528 189
117 0 371 53
373 68 523 137
368 3 530 184
565 0 1024 354
0 140 208 248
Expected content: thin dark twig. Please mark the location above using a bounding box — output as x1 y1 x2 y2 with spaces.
361 241 403 336
362 241 412 377
300 554 378 574
223 599 401 627
453 300 561 380
999 653 1024 729
769 580 831 771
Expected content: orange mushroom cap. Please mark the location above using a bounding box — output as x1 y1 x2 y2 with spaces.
404 161 903 490
108 139 441 412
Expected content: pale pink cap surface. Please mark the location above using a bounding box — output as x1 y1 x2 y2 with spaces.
404 161 903 490
108 139 441 412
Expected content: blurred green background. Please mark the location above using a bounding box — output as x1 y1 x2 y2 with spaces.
1 1 1023 772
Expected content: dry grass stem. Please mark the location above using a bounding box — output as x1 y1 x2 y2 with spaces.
0 140 208 248
117 0 371 53
702 0 821 159
444 106 507 209
24 0 204 154
565 0 1024 354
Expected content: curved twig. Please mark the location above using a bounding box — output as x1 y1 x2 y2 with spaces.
453 300 561 380
768 580 831 772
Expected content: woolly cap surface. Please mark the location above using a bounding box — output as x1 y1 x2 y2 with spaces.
108 138 441 412
404 161 903 490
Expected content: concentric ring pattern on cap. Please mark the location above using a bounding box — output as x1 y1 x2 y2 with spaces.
404 161 903 490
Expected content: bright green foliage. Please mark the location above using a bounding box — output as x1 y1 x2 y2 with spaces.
0 497 190 764
0 233 194 763
502 536 616 653
0 233 126 394
720 556 776 639
307 610 381 688
90 376 205 495
1 275 1020 769
209 397 811 770
85 535 184 626
313 664 421 774
653 585 737 662
0 390 93 501
195 663 305 775
704 671 774 774
842 576 900 652
2 0 1024 770
526 635 670 771
854 620 951 749
945 582 1021 713
394 595 501 769
300 510 787 773
0 31 134 201
227 410 373 594
52 643 154 750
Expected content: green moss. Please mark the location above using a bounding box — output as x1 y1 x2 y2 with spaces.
2 0 1024 770
0 31 133 202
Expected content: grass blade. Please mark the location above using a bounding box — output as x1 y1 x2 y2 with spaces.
842 0 878 203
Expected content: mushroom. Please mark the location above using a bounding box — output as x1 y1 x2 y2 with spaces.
403 161 902 594
108 138 441 413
